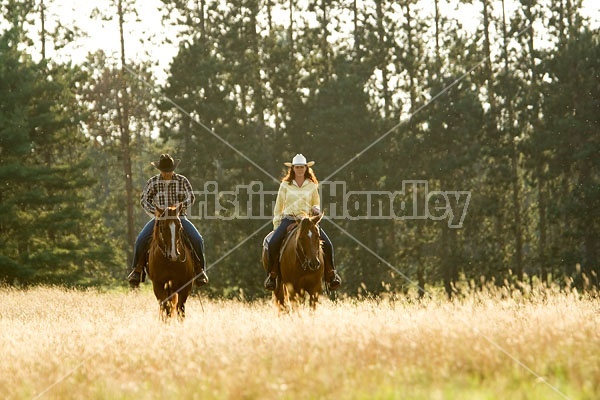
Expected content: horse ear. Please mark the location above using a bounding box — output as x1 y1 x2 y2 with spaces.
155 206 164 217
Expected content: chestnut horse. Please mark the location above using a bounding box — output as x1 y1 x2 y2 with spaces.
262 214 324 311
147 204 195 320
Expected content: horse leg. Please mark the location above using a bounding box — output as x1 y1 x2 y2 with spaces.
177 292 188 321
159 299 170 321
274 282 288 313
169 293 178 319
287 285 300 314
177 302 186 321
287 285 299 313
158 281 178 321
308 291 319 311
153 283 168 321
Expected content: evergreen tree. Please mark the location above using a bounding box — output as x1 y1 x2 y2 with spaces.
541 28 600 289
0 28 121 285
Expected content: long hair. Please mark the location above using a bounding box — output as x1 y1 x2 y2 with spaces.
282 166 318 185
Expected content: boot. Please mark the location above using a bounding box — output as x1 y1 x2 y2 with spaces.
264 259 278 291
194 262 208 287
127 267 142 289
328 271 342 290
324 258 342 290
264 272 277 291
128 250 148 289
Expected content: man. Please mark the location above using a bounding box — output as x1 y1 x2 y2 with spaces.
127 153 208 288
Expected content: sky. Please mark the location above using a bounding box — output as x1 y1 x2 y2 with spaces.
19 0 600 83
32 0 177 81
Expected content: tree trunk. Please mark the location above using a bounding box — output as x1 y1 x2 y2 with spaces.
537 162 548 284
117 0 135 265
288 0 294 60
580 160 599 289
482 0 497 112
320 0 329 81
523 2 548 286
40 0 46 60
433 0 441 78
405 2 416 110
375 1 390 119
197 0 205 40
442 226 458 299
352 0 359 56
501 0 523 283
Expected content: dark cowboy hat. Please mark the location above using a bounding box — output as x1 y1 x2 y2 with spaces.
151 154 181 172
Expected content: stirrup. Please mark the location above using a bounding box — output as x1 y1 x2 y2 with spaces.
195 269 208 286
328 272 341 290
127 270 141 288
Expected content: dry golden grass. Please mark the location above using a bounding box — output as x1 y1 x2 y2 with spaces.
0 285 598 400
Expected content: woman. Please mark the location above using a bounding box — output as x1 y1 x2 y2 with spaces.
264 154 342 291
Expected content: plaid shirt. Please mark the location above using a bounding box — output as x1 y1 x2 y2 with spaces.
140 173 195 216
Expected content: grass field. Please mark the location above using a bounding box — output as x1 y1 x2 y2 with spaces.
0 285 598 400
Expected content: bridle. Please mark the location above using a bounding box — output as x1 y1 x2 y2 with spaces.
156 209 187 263
295 222 321 271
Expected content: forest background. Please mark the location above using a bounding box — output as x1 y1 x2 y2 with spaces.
0 0 598 300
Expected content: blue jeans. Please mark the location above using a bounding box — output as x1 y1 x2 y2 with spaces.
267 217 334 272
131 216 205 269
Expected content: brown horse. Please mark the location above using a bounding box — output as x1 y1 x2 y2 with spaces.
262 214 324 312
147 204 195 320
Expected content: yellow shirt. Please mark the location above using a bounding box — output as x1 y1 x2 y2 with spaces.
273 180 320 229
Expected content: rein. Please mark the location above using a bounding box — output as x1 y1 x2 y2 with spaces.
296 238 309 270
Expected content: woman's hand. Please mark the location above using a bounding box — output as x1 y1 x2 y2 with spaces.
311 206 321 216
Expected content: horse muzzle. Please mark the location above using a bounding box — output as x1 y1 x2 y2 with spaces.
165 246 181 262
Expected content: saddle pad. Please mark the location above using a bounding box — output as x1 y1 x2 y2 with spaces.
262 231 274 248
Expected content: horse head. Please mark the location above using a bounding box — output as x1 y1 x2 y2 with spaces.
296 213 323 271
154 204 185 262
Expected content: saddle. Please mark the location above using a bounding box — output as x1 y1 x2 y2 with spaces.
263 222 298 262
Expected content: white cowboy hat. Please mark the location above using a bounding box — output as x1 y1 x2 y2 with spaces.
284 154 315 167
